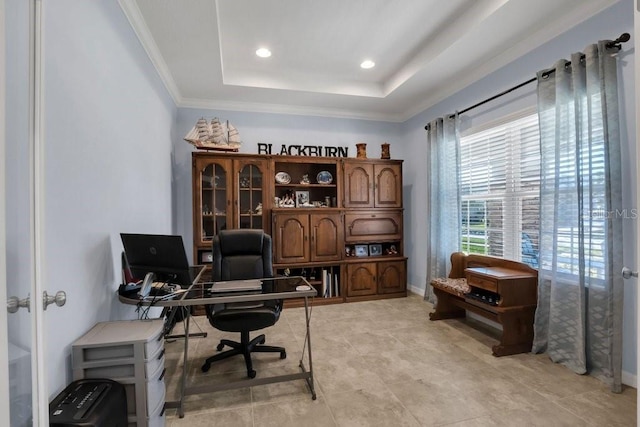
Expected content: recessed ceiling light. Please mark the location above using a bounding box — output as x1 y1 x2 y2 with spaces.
256 48 272 58
360 60 375 69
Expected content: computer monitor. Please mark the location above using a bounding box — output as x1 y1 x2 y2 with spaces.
120 233 195 287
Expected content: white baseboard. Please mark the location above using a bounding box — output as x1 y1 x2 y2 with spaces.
407 283 424 296
622 371 637 388
409 283 637 387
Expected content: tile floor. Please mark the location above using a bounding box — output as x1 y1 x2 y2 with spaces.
164 293 636 426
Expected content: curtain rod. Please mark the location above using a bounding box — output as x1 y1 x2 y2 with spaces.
424 33 630 131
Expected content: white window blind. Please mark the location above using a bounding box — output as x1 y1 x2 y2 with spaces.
459 112 540 267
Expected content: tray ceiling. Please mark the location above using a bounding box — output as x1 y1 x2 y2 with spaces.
120 0 618 122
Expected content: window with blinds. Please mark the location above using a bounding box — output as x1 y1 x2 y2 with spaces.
459 112 540 267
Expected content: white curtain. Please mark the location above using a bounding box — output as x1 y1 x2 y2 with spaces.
424 114 461 303
532 41 624 392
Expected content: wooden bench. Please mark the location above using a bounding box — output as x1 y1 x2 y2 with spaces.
429 252 538 356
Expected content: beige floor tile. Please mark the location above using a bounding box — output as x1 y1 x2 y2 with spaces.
167 406 253 426
252 395 337 427
162 296 637 425
448 401 590 427
314 354 389 395
325 388 420 427
556 386 637 426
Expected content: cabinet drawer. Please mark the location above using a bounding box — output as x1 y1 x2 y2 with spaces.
466 273 498 293
344 211 402 242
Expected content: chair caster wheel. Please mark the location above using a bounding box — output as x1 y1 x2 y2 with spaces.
201 363 211 373
248 370 256 379
216 343 224 351
280 350 286 359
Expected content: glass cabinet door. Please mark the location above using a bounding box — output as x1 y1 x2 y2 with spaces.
237 162 265 229
199 160 230 244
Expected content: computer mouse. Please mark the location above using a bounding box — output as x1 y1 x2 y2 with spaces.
296 284 312 291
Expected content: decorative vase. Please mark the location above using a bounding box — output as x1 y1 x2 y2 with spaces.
356 143 367 159
381 143 390 159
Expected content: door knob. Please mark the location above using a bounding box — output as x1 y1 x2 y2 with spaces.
7 295 30 313
622 267 638 280
43 290 66 310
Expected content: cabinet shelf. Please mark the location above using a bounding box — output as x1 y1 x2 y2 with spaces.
344 255 407 263
275 184 336 188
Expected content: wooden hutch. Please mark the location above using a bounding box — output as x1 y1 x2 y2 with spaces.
192 152 407 306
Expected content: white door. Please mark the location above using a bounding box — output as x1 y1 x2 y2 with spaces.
2 0 52 425
635 1 640 421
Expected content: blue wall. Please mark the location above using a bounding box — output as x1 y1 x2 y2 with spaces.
36 0 176 396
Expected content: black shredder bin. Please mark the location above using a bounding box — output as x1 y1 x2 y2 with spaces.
49 379 127 427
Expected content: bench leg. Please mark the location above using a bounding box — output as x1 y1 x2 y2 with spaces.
429 287 466 321
492 307 536 356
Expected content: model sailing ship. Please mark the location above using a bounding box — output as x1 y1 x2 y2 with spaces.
184 117 241 151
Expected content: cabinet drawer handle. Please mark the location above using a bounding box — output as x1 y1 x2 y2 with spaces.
157 348 165 360
159 368 166 381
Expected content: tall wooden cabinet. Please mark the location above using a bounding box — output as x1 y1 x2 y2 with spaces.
192 156 270 264
192 152 407 305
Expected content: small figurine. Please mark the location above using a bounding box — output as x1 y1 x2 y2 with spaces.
255 202 262 214
300 174 310 184
356 143 367 158
386 245 398 255
345 246 352 257
281 195 295 207
381 142 391 160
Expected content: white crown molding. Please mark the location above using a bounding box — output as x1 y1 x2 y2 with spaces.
179 97 404 123
400 0 619 122
117 0 181 106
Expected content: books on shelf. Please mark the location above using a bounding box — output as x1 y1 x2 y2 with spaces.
320 268 339 298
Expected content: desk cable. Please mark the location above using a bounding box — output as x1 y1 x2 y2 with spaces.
135 280 169 320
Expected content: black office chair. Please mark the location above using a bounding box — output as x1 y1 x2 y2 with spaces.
201 229 286 378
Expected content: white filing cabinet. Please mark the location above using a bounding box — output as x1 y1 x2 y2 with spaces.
72 319 166 427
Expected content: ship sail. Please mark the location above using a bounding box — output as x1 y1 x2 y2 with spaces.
226 121 242 148
183 116 241 152
209 117 228 146
183 117 210 145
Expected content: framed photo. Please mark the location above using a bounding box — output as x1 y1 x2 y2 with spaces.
295 190 310 207
354 244 369 257
200 251 213 263
369 244 382 256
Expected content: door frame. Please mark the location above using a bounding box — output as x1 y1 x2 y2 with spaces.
635 0 640 420
1 0 48 424
0 0 9 425
32 0 48 423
